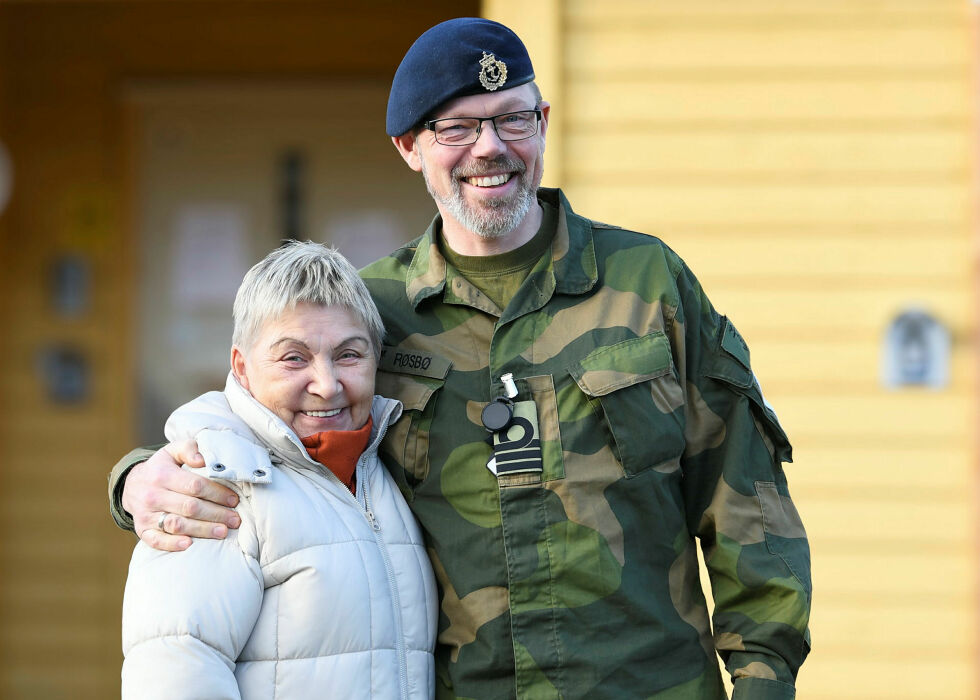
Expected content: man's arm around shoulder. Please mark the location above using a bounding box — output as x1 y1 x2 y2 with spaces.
107 441 241 552
108 446 161 532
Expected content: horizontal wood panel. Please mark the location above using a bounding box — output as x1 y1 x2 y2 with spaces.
733 323 952 345
655 221 965 240
691 285 970 332
0 514 134 549
705 320 967 347
566 130 971 174
795 657 975 699
813 549 976 597
801 497 972 544
3 626 124 663
747 342 972 391
4 667 118 700
566 80 970 122
810 603 973 650
2 579 123 608
772 392 972 441
1 587 116 626
669 233 969 280
564 182 972 227
2 457 145 485
797 584 972 609
2 497 130 529
785 445 971 490
0 392 134 431
567 0 965 23
565 27 969 72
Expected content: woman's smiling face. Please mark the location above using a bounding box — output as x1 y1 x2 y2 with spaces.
231 302 376 438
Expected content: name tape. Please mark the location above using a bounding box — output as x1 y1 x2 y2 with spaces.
378 345 452 379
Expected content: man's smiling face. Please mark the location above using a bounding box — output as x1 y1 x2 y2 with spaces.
411 84 549 241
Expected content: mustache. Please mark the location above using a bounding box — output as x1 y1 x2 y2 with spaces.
452 156 526 179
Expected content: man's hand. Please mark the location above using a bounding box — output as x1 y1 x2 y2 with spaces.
123 440 242 552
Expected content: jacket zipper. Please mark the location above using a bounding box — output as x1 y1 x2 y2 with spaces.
277 402 411 699
359 454 410 700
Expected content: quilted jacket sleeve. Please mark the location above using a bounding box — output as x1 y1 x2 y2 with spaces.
121 512 263 700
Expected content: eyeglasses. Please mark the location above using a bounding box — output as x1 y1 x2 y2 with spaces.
423 109 542 146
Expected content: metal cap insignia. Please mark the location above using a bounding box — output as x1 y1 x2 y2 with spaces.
478 51 508 91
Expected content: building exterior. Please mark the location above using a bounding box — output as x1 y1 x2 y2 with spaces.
0 1 976 698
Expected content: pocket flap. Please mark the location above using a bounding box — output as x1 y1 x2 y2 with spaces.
376 371 443 412
706 317 754 389
376 345 450 412
196 429 273 484
569 331 674 397
703 319 792 463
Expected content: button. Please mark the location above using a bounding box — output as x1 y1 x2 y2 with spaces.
481 398 513 432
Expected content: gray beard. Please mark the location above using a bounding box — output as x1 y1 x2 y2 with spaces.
421 155 538 240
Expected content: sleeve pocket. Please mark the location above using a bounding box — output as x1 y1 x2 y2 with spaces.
755 481 811 594
703 318 792 464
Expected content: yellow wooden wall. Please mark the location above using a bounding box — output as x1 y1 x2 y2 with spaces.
486 0 978 698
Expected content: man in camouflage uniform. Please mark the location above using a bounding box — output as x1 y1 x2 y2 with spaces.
109 18 810 699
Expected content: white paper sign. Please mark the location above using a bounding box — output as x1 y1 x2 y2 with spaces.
172 204 250 309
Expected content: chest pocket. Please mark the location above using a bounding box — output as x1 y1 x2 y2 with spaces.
569 331 686 478
375 346 450 491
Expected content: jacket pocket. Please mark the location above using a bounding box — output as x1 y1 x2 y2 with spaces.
703 317 792 464
756 480 811 594
376 366 446 491
568 331 686 477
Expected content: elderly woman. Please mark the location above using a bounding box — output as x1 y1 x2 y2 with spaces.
121 241 437 699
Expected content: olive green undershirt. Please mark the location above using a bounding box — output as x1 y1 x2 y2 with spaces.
439 199 557 313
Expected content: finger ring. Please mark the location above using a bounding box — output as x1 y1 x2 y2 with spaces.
158 513 167 532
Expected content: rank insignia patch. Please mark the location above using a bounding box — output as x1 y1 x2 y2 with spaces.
486 400 542 476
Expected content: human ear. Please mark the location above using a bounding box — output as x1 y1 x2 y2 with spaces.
392 132 423 173
538 102 551 145
231 346 250 390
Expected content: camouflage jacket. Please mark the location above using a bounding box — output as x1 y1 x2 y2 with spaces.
359 188 811 700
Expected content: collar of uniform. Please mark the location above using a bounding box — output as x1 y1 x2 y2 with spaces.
404 187 598 309
405 215 449 309
539 188 598 295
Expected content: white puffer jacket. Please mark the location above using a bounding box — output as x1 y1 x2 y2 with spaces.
121 374 437 700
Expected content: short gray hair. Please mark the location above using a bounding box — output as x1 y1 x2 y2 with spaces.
232 241 384 357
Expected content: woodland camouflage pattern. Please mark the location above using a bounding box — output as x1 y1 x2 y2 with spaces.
360 188 811 699
109 187 810 699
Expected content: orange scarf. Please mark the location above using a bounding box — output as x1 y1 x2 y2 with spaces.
300 417 373 494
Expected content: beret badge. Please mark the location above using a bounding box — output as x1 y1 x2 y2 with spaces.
478 51 508 91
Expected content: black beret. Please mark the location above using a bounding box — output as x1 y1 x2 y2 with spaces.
386 17 535 137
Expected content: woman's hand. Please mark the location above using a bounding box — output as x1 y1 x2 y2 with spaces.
123 440 242 552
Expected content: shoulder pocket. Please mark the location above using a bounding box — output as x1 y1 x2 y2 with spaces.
703 317 792 463
569 332 685 477
375 346 450 490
